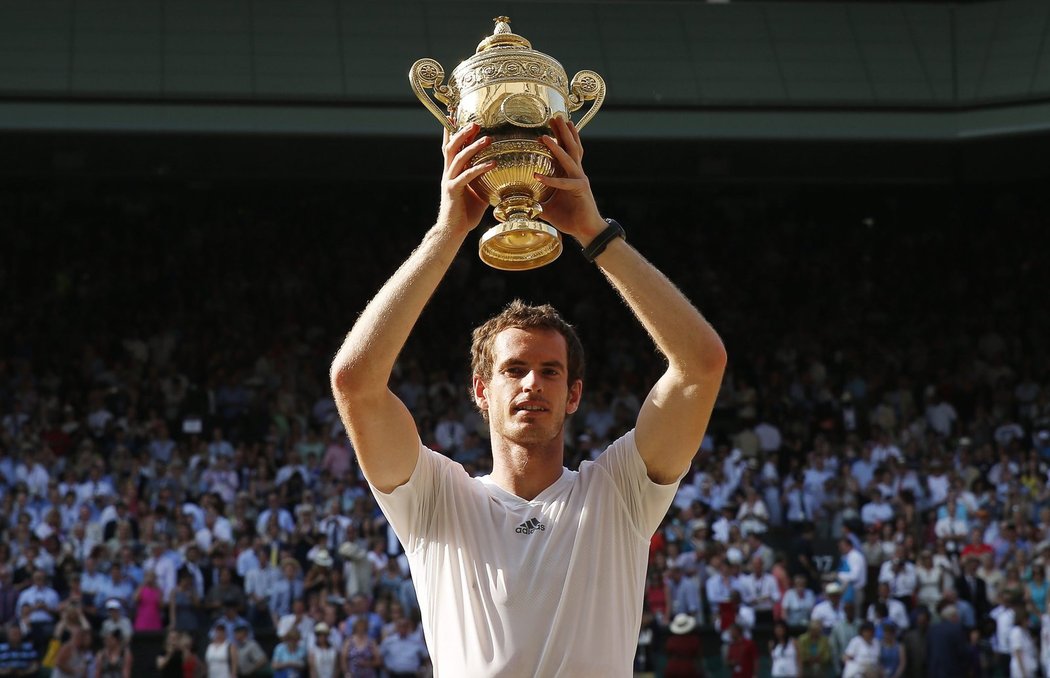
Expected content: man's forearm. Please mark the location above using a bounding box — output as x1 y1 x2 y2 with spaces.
590 232 724 376
330 223 467 395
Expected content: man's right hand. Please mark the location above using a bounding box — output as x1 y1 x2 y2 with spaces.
437 122 495 233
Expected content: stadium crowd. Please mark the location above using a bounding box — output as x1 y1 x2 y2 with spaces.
0 181 1047 677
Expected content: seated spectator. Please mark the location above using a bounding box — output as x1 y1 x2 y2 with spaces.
781 575 816 631
95 629 132 678
232 622 268 678
271 628 307 678
99 600 132 645
0 624 38 678
379 618 428 678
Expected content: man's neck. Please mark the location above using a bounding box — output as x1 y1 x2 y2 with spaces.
489 438 564 501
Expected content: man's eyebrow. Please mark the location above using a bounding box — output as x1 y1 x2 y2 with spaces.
495 359 566 370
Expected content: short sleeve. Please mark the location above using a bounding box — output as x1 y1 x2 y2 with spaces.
369 441 459 554
591 429 684 538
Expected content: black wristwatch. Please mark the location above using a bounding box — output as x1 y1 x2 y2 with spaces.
581 218 626 262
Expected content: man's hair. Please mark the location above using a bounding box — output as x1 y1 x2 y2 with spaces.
470 300 585 413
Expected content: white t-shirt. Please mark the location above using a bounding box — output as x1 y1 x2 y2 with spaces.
1009 625 1037 678
842 636 881 678
372 430 679 677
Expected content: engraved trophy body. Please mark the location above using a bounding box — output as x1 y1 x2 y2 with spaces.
410 17 606 270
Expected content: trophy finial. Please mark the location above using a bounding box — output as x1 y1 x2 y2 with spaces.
477 17 530 52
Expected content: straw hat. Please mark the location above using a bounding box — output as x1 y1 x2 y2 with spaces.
669 614 697 635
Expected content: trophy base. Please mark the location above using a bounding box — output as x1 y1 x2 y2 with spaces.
478 219 562 271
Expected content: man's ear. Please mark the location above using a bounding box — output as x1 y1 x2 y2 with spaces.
566 379 583 415
472 375 489 413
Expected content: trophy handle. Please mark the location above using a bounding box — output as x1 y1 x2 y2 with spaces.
409 59 457 133
567 70 606 131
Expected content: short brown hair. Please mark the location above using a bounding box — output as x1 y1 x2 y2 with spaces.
470 300 584 407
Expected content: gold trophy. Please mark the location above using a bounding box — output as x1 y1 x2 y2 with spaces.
410 17 606 270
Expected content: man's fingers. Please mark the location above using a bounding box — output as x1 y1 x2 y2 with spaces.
552 116 582 162
540 135 581 176
448 136 492 178
442 123 480 161
451 160 497 189
533 174 583 191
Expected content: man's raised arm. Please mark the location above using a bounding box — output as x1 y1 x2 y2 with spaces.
329 124 495 493
536 117 727 485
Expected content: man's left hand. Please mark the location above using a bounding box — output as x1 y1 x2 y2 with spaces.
534 116 607 246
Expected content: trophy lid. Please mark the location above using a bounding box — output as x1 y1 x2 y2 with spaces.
476 16 532 53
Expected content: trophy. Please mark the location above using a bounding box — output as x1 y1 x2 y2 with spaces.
410 17 606 270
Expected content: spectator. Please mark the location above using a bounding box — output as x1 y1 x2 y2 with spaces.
724 622 757 678
269 558 304 627
94 629 131 678
794 618 831 678
15 569 59 655
50 626 90 678
1008 603 1036 678
379 618 428 678
168 572 201 635
0 624 38 678
232 623 268 678
132 569 164 633
204 623 237 678
878 622 906 678
155 630 183 678
271 628 307 678
842 620 880 678
781 575 815 631
307 622 337 678
99 600 132 645
663 613 703 678
900 607 929 678
341 617 380 678
926 605 968 678
768 619 800 678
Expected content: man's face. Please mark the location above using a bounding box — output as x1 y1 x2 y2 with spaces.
473 327 581 447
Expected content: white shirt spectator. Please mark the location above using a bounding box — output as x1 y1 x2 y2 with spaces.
861 499 894 526
878 560 917 599
842 635 881 678
867 598 909 630
838 547 868 593
737 572 779 611
926 401 958 437
1009 624 1037 678
811 599 844 630
754 422 782 452
781 587 815 627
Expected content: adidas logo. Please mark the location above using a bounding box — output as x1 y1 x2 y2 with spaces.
515 517 546 535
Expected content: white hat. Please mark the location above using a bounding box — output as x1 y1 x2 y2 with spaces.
311 549 334 568
314 622 330 635
726 548 743 565
825 582 843 595
669 614 697 635
105 599 122 610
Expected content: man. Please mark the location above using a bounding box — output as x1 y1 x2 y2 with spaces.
268 558 304 628
737 555 779 627
811 582 845 631
724 622 757 678
379 618 429 678
0 624 38 678
100 599 133 645
865 581 909 631
828 601 860 677
836 536 867 615
330 118 726 675
13 570 58 655
233 622 268 678
926 604 967 678
901 606 929 678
